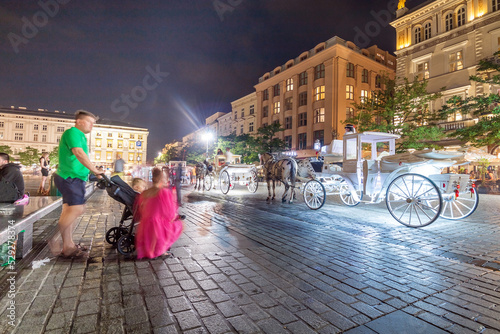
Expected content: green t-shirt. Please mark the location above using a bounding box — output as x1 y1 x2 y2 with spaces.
57 127 90 181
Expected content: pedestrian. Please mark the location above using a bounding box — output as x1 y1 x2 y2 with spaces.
52 110 102 258
175 163 182 205
0 153 28 204
134 167 183 259
113 154 125 177
225 147 234 164
38 152 50 195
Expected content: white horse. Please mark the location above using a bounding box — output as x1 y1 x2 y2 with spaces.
259 153 298 203
296 158 318 182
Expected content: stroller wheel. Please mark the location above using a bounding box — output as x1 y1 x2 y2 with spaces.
117 234 135 256
106 227 128 245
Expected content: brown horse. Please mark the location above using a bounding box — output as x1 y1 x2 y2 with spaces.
259 153 298 203
194 161 208 191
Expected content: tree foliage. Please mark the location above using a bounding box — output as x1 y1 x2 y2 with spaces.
252 123 287 154
49 146 59 166
18 146 40 166
155 144 179 165
346 75 445 152
0 145 13 156
441 51 500 147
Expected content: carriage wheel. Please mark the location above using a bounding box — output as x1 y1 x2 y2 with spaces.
386 173 442 228
247 170 259 193
440 187 479 220
220 170 231 194
117 234 135 256
105 226 128 245
339 182 363 206
204 174 213 191
303 180 326 210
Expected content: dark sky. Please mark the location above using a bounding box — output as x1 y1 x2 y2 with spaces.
0 0 427 160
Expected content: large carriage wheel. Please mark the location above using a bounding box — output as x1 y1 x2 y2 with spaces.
204 173 213 191
385 173 442 228
339 181 363 206
219 170 231 194
105 226 128 245
440 188 479 220
303 180 326 210
117 234 135 256
247 170 259 193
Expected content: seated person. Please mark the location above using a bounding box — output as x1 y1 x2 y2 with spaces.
0 153 28 204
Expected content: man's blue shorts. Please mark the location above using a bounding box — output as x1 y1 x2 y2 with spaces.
54 174 86 206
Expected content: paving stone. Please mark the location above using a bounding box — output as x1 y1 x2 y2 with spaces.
175 310 203 331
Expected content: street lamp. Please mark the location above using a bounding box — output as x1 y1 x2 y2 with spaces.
202 132 213 155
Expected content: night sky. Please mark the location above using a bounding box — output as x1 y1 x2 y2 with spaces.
1 0 428 160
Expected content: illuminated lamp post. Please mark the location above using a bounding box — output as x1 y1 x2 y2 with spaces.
202 132 213 155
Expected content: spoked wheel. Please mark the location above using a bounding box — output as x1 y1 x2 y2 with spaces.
247 170 259 193
105 226 128 245
303 180 326 210
220 170 231 194
440 188 479 220
339 181 363 206
204 174 213 191
117 234 135 256
386 173 442 227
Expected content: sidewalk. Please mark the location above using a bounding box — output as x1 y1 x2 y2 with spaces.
1 186 500 333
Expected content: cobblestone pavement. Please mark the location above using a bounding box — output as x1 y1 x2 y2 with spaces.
1 184 500 333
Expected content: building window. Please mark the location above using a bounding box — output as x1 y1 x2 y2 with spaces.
299 72 308 86
95 151 101 160
284 135 292 149
314 64 325 80
57 126 65 132
494 0 499 12
360 90 369 103
416 61 430 80
424 22 431 40
314 108 325 123
241 110 244 118
118 133 123 138
362 69 369 83
33 133 38 141
249 122 254 132
240 125 244 134
107 152 112 161
42 134 47 142
299 113 307 127
263 106 268 117
34 124 38 130
42 125 47 131
313 130 324 147
272 120 279 126
346 85 354 100
298 133 307 150
118 140 123 149
96 132 102 137
250 105 254 115
449 51 463 72
138 135 143 140
457 7 466 27
96 139 102 148
57 135 61 143
346 63 355 78
0 132 3 139
0 121 4 128
314 86 325 101
299 92 307 106
445 13 453 32
128 153 134 161
273 83 280 97
285 116 292 129
273 102 281 114
129 141 135 149
234 112 237 120
286 78 294 91
263 89 269 101
107 140 113 148
285 97 293 111
375 75 382 88
15 123 24 129
129 134 134 139
108 133 113 137
346 107 355 119
262 123 268 127
414 27 422 44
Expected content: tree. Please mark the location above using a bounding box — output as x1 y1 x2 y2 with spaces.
346 75 445 152
49 146 59 166
155 144 179 165
442 51 500 147
252 123 287 154
0 145 13 155
18 147 40 167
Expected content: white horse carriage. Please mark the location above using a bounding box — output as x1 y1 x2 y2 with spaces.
204 154 259 194
303 131 478 227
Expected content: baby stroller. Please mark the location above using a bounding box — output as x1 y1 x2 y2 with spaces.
95 175 138 256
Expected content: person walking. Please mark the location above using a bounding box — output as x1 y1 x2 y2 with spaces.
38 152 50 195
113 154 125 177
53 110 102 258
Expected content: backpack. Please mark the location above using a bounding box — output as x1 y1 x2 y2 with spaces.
0 177 22 203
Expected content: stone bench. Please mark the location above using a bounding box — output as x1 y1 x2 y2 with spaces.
0 182 95 259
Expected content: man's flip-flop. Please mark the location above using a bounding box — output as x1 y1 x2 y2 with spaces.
60 248 88 259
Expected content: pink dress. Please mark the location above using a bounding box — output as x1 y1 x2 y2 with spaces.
134 188 183 259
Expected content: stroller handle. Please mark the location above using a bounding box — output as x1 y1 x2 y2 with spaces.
91 173 110 188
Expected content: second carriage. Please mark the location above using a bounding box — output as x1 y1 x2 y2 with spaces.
205 155 259 194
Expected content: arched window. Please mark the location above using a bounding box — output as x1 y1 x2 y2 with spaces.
414 27 422 43
445 13 453 31
457 7 466 27
424 22 432 40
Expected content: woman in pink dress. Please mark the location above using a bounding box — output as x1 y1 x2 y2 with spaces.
134 168 183 259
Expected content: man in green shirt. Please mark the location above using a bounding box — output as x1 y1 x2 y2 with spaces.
54 110 102 258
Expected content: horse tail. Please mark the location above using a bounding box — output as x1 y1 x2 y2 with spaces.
289 158 297 186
